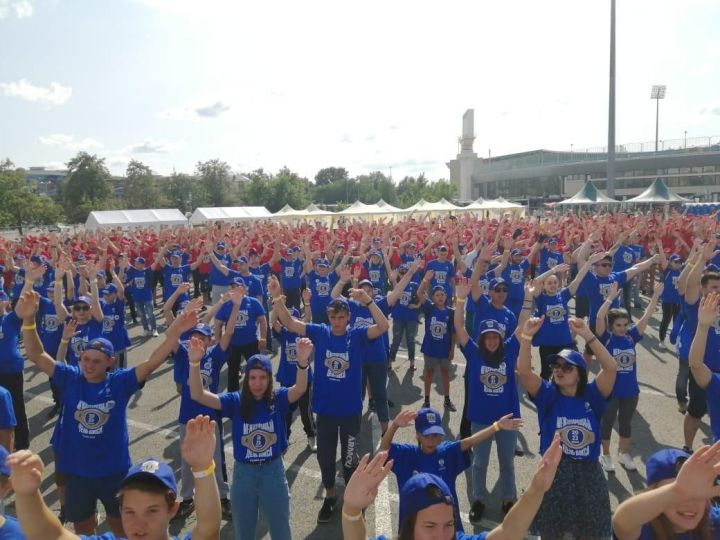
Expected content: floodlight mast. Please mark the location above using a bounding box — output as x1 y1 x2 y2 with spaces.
651 85 667 153
607 0 617 199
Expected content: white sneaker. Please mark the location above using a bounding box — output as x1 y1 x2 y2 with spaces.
618 453 637 471
599 454 615 472
658 341 666 351
152 330 159 337
307 436 317 453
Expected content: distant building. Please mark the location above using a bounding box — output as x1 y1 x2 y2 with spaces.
447 109 720 206
25 167 68 197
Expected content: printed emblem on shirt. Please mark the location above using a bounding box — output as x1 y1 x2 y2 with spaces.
234 310 249 328
70 336 89 357
598 282 612 300
354 316 373 329
170 273 183 287
285 342 298 363
622 252 633 264
479 280 489 295
612 348 636 371
479 363 508 393
556 417 595 457
74 399 116 436
434 271 447 284
102 316 115 333
547 258 559 268
315 281 330 296
429 317 447 340
369 270 380 282
134 277 146 288
241 420 278 459
43 314 60 332
284 266 295 277
510 269 522 283
400 291 412 306
546 303 566 323
324 351 350 379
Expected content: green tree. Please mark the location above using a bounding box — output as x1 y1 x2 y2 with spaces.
314 167 348 186
196 159 233 206
267 167 312 211
0 161 64 234
238 168 272 207
396 174 429 208
60 152 114 223
163 172 208 214
355 172 397 204
123 160 162 209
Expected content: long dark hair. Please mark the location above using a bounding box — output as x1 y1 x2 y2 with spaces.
479 332 505 367
239 369 275 421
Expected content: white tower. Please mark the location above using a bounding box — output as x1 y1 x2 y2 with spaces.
457 109 477 201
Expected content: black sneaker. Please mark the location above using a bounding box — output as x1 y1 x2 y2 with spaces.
422 397 430 408
387 399 395 408
317 497 336 523
58 505 66 524
468 500 485 524
221 498 232 521
502 500 515 515
444 398 457 412
47 404 60 419
173 499 194 521
683 445 694 455
368 398 376 412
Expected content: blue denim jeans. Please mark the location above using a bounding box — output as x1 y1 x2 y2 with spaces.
134 300 156 332
471 422 517 502
363 362 389 422
230 458 291 540
389 318 418 361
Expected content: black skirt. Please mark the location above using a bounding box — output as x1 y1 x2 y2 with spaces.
530 456 611 540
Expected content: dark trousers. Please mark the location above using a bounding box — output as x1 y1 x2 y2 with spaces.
0 372 30 449
316 414 360 489
284 288 301 310
460 374 471 439
621 281 634 321
228 341 260 392
285 382 315 438
125 289 138 322
659 302 680 342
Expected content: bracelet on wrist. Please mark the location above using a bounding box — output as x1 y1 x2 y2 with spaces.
297 363 309 370
191 460 216 479
586 335 598 346
342 509 364 522
189 361 201 368
364 300 374 307
60 338 69 344
520 333 533 341
493 421 501 432
21 323 37 331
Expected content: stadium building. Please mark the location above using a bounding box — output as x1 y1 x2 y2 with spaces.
448 109 720 206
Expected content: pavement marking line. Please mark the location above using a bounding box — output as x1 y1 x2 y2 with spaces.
371 413 393 537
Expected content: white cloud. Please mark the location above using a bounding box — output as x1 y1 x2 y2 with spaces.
159 100 231 120
0 0 33 19
38 134 103 151
129 140 170 153
0 79 71 105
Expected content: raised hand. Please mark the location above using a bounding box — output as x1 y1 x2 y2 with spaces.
606 282 621 301
178 282 192 294
672 441 720 500
496 413 524 431
14 290 39 320
522 315 545 337
295 337 313 367
652 281 664 299
267 275 281 299
524 279 537 300
61 319 79 341
392 409 418 428
423 270 434 283
587 251 607 265
568 316 592 338
455 277 471 300
343 452 394 513
180 415 217 472
339 265 352 283
174 309 199 334
188 336 206 363
530 433 563 493
553 263 570 274
7 450 45 496
348 288 372 305
698 292 719 328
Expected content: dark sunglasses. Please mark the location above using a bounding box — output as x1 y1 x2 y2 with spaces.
551 362 575 373
597 262 612 268
73 305 90 312
493 287 509 293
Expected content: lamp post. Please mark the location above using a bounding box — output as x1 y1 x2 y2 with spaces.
651 85 666 152
607 0 617 199
684 131 687 149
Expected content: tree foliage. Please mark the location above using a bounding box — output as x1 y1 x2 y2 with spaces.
60 152 114 223
196 159 233 207
314 167 349 186
164 172 208 214
124 160 163 209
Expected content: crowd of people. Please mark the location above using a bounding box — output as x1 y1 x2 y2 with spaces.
0 207 718 539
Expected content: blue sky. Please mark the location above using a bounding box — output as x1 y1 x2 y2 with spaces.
1 0 719 180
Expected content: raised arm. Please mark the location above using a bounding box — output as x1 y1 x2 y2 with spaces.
341 452 394 540
15 291 57 377
688 292 717 390
331 265 351 299
387 259 421 306
349 288 389 339
453 277 471 347
570 317 617 397
378 409 417 451
286 337 311 403
517 316 545 397
460 413 523 453
635 282 663 335
624 253 658 281
269 276 307 336
568 252 604 296
188 337 222 410
135 309 199 383
595 282 621 337
87 263 104 322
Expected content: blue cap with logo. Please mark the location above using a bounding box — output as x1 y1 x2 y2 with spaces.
245 354 272 374
511 248 522 256
236 256 248 264
216 241 226 249
231 277 246 287
399 473 455 526
327 297 350 311
645 448 690 485
170 251 182 259
358 279 373 289
415 407 445 436
135 257 146 265
548 348 587 370
316 258 330 267
190 323 213 337
74 295 93 306
30 255 44 265
489 277 507 290
121 457 177 494
85 337 115 358
477 319 504 336
669 254 683 262
102 283 118 295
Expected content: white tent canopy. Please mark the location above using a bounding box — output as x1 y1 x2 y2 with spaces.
85 209 188 230
190 206 272 225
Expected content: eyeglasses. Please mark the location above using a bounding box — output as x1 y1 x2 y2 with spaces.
493 287 509 293
73 305 90 312
597 263 612 268
550 362 575 373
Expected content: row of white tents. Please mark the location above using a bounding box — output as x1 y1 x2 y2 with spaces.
84 197 525 230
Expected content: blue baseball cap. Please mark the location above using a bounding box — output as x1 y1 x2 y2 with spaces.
358 279 373 289
121 458 177 494
407 242 417 249
477 319 504 336
316 258 329 267
399 473 454 526
236 256 248 264
669 254 683 263
14 254 25 261
511 248 522 256
135 257 146 265
327 297 350 311
85 337 115 358
216 241 226 249
415 408 445 437
74 295 93 306
645 448 690 485
489 277 507 290
548 348 587 370
398 263 411 273
0 291 8 302
76 253 86 262
102 283 118 295
706 264 720 272
0 445 9 476
437 245 448 252
289 307 301 319
370 250 383 258
170 251 182 259
190 323 213 337
246 354 272 374
372 236 382 243
231 277 246 287
431 285 446 295
548 238 558 245
30 255 44 265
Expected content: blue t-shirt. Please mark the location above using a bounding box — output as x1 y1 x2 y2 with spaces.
306 271 339 313
420 300 454 358
210 252 232 286
220 386 290 463
462 336 521 425
215 297 266 346
661 268 681 304
678 299 720 370
305 324 368 416
426 259 455 296
707 374 720 443
37 296 63 356
0 386 17 429
274 327 313 386
602 327 642 398
532 380 608 461
390 281 419 321
363 262 387 295
0 516 26 539
579 271 629 324
471 295 517 340
389 440 471 533
280 258 303 289
227 270 264 299
174 343 228 424
533 289 574 346
162 263 191 301
613 245 636 273
249 263 271 300
53 363 140 476
125 267 154 303
66 318 104 367
349 297 390 364
0 312 23 374
501 259 530 300
538 248 562 274
101 298 131 352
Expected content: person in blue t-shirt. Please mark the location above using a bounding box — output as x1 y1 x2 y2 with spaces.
124 257 157 337
537 237 563 275
305 257 340 324
341 437 564 540
596 281 662 473
9 414 222 540
492 243 531 318
380 407 522 533
613 444 720 540
688 292 720 445
0 445 26 539
189 337 312 540
655 246 684 351
98 278 131 370
517 315 617 540
0 387 15 453
15 289 200 537
388 261 424 370
0 291 28 451
153 245 202 309
425 245 456 299
269 244 305 310
417 274 456 412
208 241 233 304
362 249 391 296
208 251 265 303
269 275 389 525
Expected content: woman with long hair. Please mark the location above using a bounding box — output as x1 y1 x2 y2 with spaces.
188 336 312 540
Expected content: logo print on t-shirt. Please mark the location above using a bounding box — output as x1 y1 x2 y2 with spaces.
235 311 249 327
546 304 565 323
43 314 60 332
556 417 595 456
510 269 522 283
241 420 278 459
74 399 116 436
284 266 295 277
134 277 146 288
369 270 380 282
102 316 115 333
429 317 447 339
400 292 411 306
316 281 330 296
170 273 183 287
285 343 297 363
480 369 508 392
70 336 89 357
324 352 350 379
434 271 447 284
